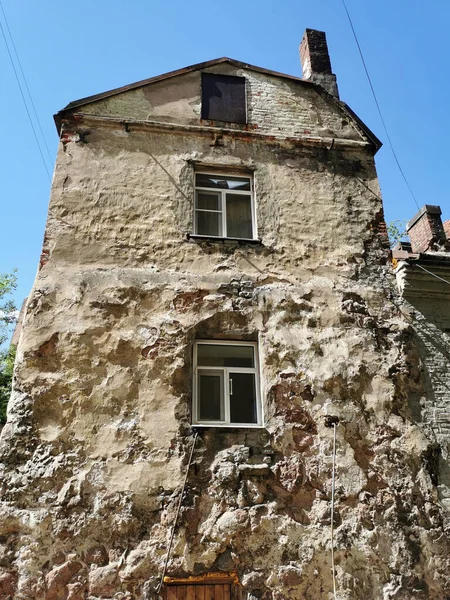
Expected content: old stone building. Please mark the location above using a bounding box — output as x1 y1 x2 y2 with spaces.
1 29 449 600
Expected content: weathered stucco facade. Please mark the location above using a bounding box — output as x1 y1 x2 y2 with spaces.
1 30 449 600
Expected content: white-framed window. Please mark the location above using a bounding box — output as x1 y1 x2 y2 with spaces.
192 340 262 427
194 172 255 240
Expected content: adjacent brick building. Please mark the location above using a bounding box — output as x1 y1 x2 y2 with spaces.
393 205 450 510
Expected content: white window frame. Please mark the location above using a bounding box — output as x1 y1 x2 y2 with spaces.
194 172 256 240
192 340 262 428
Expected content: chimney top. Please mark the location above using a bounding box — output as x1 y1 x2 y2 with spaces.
406 205 449 253
300 29 339 98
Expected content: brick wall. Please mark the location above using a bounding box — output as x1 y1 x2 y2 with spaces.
407 205 447 253
401 294 450 507
444 219 450 240
299 29 333 77
81 65 359 144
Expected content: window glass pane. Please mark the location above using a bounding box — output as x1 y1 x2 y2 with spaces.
226 194 253 239
196 174 250 191
197 344 254 367
229 372 257 424
196 211 222 236
196 191 220 210
198 371 224 421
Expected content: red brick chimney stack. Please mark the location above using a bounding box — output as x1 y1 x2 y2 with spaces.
300 29 339 98
443 219 450 241
406 205 449 253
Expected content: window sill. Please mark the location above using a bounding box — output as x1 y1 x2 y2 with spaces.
192 423 263 429
187 234 262 245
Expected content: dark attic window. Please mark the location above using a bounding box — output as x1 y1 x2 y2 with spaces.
201 73 247 124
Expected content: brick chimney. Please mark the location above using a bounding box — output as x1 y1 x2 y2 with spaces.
406 205 449 253
443 219 450 241
300 29 339 98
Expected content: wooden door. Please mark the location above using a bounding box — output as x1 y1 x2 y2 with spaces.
165 584 232 600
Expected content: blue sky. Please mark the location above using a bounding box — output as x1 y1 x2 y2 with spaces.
1 0 449 315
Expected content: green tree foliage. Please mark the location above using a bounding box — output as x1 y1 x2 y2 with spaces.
387 220 408 248
0 345 16 423
0 271 18 424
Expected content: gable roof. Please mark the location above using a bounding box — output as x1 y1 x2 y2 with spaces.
54 57 381 152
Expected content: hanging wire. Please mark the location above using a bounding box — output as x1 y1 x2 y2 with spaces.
0 10 51 180
157 431 199 595
330 422 338 600
0 0 53 166
340 0 420 211
413 263 450 287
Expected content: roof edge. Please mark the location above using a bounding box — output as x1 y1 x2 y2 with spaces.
58 58 236 113
339 102 382 152
53 57 382 152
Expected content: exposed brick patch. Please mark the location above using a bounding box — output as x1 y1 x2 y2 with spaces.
0 571 18 599
273 455 305 492
173 289 209 312
270 380 317 430
369 209 389 241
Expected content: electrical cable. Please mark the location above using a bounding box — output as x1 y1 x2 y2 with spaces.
0 13 51 180
340 0 420 211
330 422 338 600
354 176 383 204
156 431 199 595
0 0 53 167
413 263 450 287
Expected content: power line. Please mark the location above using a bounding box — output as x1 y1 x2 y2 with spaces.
414 263 450 287
0 0 53 166
340 0 420 211
0 9 51 180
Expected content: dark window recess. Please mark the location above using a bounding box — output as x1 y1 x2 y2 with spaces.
201 73 247 124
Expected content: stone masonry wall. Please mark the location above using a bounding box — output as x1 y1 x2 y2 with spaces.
0 88 449 600
80 65 365 144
